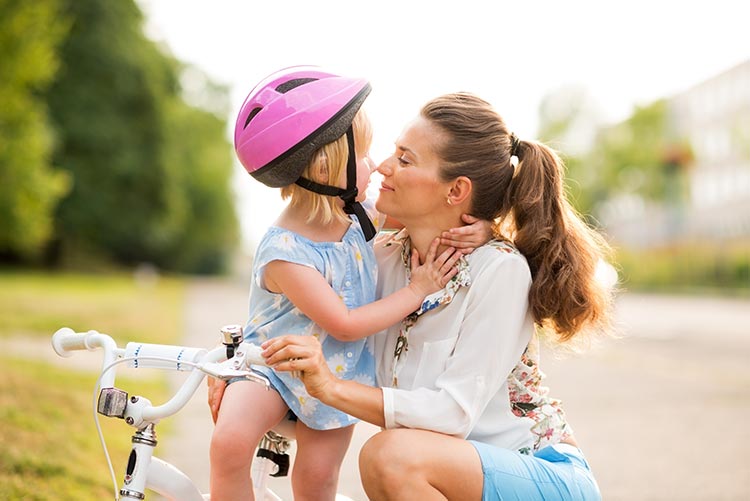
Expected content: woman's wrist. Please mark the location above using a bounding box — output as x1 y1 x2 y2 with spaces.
310 373 340 405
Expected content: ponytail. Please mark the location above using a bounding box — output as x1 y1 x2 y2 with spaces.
421 92 613 344
503 140 613 342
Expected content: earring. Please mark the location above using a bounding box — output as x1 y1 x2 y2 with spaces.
446 197 453 206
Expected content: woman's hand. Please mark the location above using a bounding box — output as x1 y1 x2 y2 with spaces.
441 214 494 253
408 237 460 297
262 335 336 400
207 376 227 424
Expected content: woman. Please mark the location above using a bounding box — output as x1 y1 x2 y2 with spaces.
216 92 612 500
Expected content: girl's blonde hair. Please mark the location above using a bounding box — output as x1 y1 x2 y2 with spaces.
281 109 372 225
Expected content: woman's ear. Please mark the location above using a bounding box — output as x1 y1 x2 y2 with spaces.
447 176 472 206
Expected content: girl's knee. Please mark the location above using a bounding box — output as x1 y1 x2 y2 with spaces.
292 460 340 499
210 424 257 468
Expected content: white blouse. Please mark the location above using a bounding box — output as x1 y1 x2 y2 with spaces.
373 235 542 452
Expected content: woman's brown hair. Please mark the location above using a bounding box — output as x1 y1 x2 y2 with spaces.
421 93 613 343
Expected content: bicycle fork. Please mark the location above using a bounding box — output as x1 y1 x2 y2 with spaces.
118 423 205 501
119 425 158 500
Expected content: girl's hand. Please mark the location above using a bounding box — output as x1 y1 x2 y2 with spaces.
441 214 494 254
408 237 460 297
262 335 335 400
207 376 227 424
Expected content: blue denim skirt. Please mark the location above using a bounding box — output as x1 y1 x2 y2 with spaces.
469 441 601 501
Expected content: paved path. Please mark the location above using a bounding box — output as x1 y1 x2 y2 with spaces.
163 282 750 500
542 293 750 501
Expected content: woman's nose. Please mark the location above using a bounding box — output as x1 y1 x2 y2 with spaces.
377 158 393 176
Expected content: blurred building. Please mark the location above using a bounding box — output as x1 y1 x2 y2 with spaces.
601 59 750 247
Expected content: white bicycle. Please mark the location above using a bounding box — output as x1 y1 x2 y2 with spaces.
51 325 354 501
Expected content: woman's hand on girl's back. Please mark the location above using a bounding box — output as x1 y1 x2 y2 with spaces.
207 376 227 424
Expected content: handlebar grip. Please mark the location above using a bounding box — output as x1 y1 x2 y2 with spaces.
51 328 91 357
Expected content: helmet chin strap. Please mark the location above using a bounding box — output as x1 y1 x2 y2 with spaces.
294 127 377 241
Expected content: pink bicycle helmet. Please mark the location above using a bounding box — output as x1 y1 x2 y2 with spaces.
234 65 375 240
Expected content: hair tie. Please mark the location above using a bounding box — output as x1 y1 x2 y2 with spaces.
509 133 521 171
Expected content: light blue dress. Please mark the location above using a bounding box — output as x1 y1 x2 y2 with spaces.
244 213 378 430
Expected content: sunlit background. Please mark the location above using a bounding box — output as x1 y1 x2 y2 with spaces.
1 1 749 500
140 0 750 266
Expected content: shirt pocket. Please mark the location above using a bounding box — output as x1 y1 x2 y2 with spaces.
412 335 458 387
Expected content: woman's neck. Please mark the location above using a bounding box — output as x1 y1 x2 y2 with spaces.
404 215 463 264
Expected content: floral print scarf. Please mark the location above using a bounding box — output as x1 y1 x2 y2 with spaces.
384 230 472 386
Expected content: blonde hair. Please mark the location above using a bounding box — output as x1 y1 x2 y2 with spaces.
281 109 372 225
421 93 614 344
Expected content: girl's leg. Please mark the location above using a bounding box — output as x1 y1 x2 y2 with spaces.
359 428 484 501
291 421 355 501
209 381 288 501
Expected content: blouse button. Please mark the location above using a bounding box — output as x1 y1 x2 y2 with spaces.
345 281 351 287
346 352 353 358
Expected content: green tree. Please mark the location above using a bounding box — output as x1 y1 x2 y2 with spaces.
589 100 671 202
0 0 70 259
45 0 238 272
536 85 604 219
159 80 239 274
588 99 693 206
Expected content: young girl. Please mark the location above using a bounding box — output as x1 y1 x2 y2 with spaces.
209 66 469 501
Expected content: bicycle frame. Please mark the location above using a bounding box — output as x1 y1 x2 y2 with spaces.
51 326 289 501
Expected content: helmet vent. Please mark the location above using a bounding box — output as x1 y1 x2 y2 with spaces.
243 107 262 129
275 78 317 94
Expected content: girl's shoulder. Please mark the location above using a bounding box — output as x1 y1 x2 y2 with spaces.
254 227 323 266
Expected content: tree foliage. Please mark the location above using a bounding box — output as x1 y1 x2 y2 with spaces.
536 85 604 219
537 88 692 222
42 0 238 273
0 0 70 257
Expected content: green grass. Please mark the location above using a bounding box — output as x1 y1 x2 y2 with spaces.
0 356 169 500
0 271 186 500
615 242 750 296
0 270 184 344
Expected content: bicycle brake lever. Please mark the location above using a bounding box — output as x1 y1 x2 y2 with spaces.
200 362 271 389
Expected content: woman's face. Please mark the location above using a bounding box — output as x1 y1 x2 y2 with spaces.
375 116 450 222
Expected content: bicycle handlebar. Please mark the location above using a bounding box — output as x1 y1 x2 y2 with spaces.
51 326 270 426
52 327 118 357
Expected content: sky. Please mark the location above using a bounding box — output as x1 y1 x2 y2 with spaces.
138 0 749 249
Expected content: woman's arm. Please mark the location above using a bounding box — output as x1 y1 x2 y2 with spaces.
266 238 459 342
261 335 387 426
266 252 534 436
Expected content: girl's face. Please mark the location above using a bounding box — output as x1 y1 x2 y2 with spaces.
375 116 450 222
355 153 375 202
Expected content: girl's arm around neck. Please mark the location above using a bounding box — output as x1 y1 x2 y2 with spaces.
266 238 459 342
